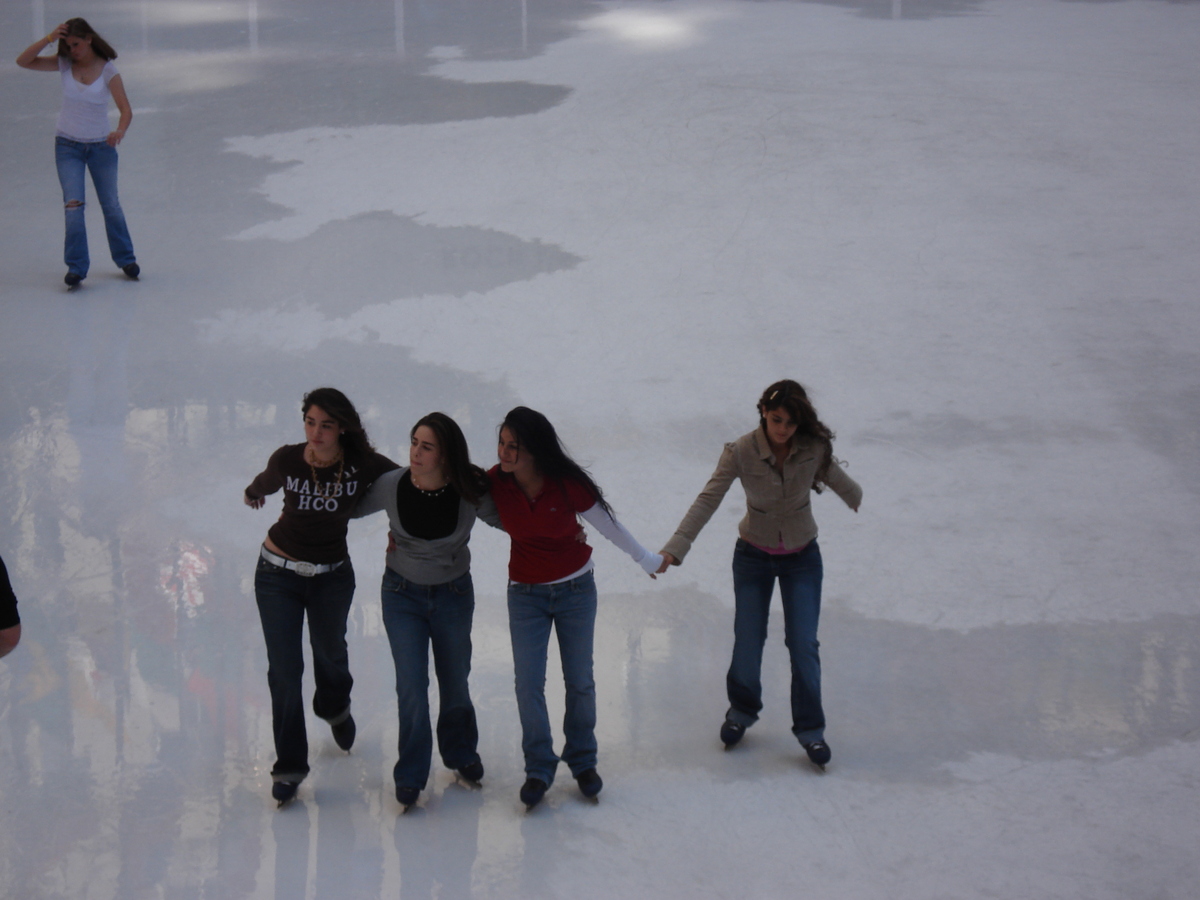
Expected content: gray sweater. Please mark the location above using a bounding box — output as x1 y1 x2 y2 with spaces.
355 467 502 585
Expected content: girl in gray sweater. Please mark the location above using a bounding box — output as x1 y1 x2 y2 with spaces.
355 413 500 809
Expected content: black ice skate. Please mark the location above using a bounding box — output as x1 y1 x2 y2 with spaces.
802 741 831 771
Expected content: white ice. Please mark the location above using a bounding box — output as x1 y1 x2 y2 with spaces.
1 0 1198 898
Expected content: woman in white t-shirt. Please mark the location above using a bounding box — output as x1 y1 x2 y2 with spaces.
17 18 139 288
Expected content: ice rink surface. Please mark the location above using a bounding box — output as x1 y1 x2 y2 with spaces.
2 0 1199 897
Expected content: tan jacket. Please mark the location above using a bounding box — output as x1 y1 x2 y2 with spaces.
662 428 862 563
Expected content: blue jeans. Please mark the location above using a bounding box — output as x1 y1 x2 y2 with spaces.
507 570 598 784
380 568 480 790
254 555 355 782
54 136 137 277
728 539 825 743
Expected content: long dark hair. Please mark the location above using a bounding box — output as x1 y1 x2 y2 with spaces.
411 412 488 505
758 380 837 489
499 407 612 515
301 387 373 461
57 18 118 61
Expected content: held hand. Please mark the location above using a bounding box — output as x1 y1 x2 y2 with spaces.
386 532 397 554
244 492 264 509
656 552 678 574
575 525 588 544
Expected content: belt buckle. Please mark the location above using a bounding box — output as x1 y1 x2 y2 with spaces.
292 561 318 577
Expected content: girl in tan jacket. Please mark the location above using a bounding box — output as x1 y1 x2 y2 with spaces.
658 380 862 770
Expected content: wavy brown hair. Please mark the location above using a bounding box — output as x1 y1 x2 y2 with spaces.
58 18 118 61
302 387 374 462
758 380 837 489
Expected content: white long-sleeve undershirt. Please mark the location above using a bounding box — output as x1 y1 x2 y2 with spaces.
579 505 663 576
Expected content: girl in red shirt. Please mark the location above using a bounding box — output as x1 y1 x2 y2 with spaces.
488 407 661 809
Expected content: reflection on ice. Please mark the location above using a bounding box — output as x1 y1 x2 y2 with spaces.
3 528 1198 896
582 7 731 49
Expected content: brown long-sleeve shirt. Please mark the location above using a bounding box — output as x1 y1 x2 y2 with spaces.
246 443 398 564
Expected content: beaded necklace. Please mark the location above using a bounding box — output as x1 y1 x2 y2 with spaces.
412 481 449 497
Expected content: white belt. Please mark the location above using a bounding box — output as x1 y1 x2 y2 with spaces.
260 545 345 577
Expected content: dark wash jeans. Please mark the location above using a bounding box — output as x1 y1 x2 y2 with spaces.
380 568 480 790
254 555 355 782
727 539 826 743
507 570 599 784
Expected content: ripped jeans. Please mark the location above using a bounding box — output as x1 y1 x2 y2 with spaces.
55 136 136 277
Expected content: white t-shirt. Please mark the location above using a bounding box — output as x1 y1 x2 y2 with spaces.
56 56 119 142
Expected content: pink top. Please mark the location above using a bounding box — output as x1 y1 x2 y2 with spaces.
747 539 810 555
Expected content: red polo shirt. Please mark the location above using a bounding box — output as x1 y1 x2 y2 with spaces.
487 466 596 583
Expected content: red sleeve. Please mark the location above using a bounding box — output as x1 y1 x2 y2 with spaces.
563 478 598 515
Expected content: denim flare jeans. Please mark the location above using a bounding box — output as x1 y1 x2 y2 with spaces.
727 539 826 743
254 555 355 783
54 136 137 278
380 568 481 791
507 570 599 785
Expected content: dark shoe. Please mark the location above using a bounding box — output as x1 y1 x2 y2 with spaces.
519 777 548 810
122 262 140 280
575 768 603 799
272 781 299 806
457 760 484 784
64 272 83 287
720 719 745 748
803 740 831 769
396 785 420 808
331 714 356 751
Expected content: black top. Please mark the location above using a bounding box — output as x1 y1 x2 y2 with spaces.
396 470 460 540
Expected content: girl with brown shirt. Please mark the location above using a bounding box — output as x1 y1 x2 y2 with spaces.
244 387 397 805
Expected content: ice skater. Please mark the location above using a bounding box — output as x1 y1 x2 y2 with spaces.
244 388 398 806
657 380 862 770
17 18 140 288
488 407 661 809
354 413 503 811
